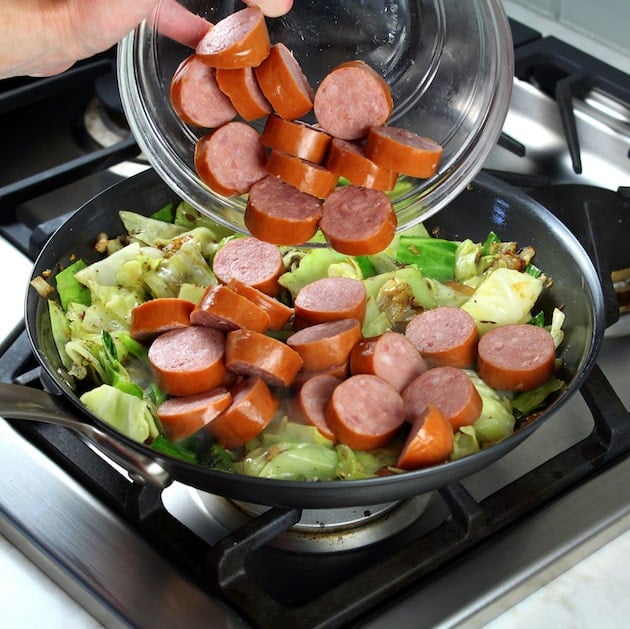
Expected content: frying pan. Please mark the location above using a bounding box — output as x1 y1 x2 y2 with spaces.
0 168 605 508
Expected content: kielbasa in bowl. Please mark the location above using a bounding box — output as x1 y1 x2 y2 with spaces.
118 0 514 239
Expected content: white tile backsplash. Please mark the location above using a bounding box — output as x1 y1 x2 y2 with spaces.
502 0 630 74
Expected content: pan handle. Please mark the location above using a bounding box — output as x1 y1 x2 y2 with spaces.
0 383 172 488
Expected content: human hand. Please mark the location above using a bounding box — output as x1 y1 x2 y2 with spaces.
0 0 294 80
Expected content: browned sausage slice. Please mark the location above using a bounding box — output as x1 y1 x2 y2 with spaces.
365 126 443 179
148 326 226 397
212 236 285 296
350 331 426 393
225 328 304 387
325 374 405 450
130 298 195 344
401 366 483 430
291 373 340 441
319 185 397 255
477 324 556 391
191 284 270 333
245 175 322 245
254 43 314 120
227 278 294 330
157 387 232 443
287 318 361 372
314 61 393 140
195 6 271 69
325 138 398 191
215 66 272 121
170 54 237 128
207 376 279 448
265 150 338 199
261 115 331 163
293 276 366 325
195 122 267 197
404 307 479 369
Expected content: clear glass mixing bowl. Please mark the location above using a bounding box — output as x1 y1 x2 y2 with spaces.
118 0 513 234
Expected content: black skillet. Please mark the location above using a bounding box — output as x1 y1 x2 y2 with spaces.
0 168 605 508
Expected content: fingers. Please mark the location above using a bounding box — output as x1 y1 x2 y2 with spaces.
154 0 212 48
243 0 294 18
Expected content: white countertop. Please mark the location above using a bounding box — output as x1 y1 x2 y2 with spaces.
2 526 630 627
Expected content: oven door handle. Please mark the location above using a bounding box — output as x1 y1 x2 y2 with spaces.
0 383 172 488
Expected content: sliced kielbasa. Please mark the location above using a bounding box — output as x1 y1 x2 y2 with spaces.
157 387 232 443
319 185 397 255
215 66 272 121
148 326 226 397
191 284 270 333
350 331 426 393
170 54 237 128
291 373 340 441
287 318 361 372
325 138 398 191
195 6 270 69
212 236 285 296
195 122 267 197
265 150 338 199
244 175 322 245
227 278 294 330
130 298 194 344
261 115 331 164
254 42 314 120
404 306 479 369
402 366 483 430
293 276 366 326
477 323 556 391
365 126 443 179
314 61 393 140
225 328 304 387
325 374 405 451
207 376 279 448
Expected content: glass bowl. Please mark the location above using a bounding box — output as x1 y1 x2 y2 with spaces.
118 0 513 234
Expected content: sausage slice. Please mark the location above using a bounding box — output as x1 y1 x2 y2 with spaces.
207 376 279 448
254 43 314 120
170 54 237 128
325 138 398 191
212 236 285 296
261 115 331 163
130 298 194 344
293 276 366 325
157 387 232 443
365 126 443 179
402 366 483 430
195 122 267 197
245 175 322 245
350 331 426 393
227 278 294 330
319 185 397 255
195 6 271 69
148 326 227 397
325 374 405 450
215 66 272 121
404 306 479 369
287 318 361 372
191 284 270 333
291 373 340 441
225 328 304 387
314 61 393 140
477 324 556 391
265 150 338 199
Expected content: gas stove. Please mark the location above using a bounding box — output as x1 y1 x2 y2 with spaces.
1 12 630 629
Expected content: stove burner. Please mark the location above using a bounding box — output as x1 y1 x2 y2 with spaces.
83 96 130 149
164 485 433 553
